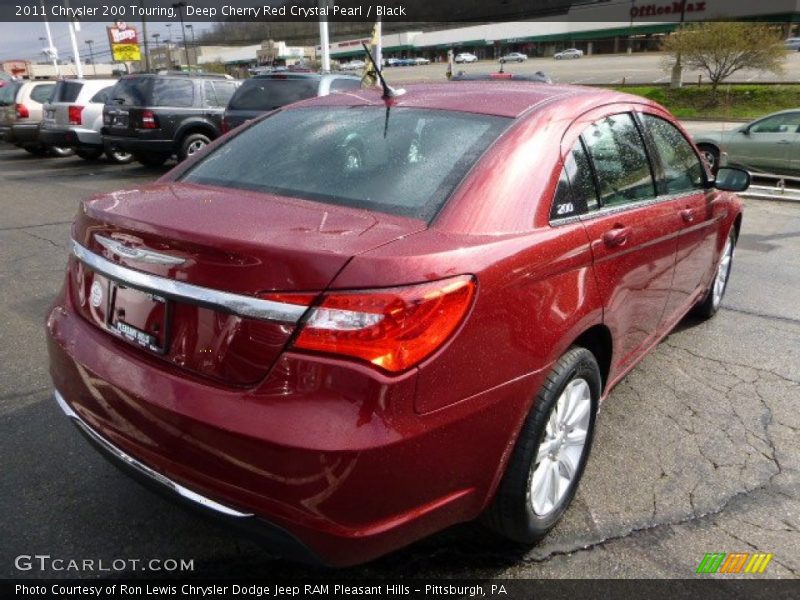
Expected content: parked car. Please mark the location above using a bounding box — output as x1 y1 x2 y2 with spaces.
49 82 747 567
554 48 584 60
692 109 800 174
383 57 400 67
0 80 72 156
223 72 361 132
0 78 22 141
455 53 479 64
102 72 240 167
500 52 528 63
784 37 800 51
413 57 431 65
395 58 417 67
39 78 132 164
339 60 365 71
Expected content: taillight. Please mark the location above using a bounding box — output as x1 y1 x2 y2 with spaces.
15 103 28 119
221 116 229 134
141 110 158 129
68 105 84 125
266 275 475 373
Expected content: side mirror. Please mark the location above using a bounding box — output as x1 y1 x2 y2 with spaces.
740 126 750 135
714 167 750 192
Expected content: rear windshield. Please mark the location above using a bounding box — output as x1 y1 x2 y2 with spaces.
52 80 83 103
0 82 21 106
182 107 509 221
109 77 194 107
30 84 55 104
227 78 319 111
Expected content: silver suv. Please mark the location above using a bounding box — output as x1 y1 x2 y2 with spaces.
41 78 132 163
0 80 72 156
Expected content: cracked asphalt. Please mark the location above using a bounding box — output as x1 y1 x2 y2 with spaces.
0 143 797 580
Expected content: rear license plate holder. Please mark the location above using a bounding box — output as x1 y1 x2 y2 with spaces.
106 282 171 355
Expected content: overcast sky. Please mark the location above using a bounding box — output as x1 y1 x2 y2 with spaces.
0 21 210 63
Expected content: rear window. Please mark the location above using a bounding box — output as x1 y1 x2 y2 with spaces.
52 80 83 103
0 82 21 106
108 77 194 107
227 79 319 111
30 84 55 104
182 107 509 221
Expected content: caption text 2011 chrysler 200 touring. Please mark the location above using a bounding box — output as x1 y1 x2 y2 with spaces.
46 81 749 566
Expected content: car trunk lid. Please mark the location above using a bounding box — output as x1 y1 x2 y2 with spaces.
69 182 425 385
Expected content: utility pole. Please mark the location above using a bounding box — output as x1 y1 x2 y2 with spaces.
172 2 190 70
85 39 96 76
165 23 173 69
319 0 331 72
627 0 634 54
670 0 689 89
186 24 196 65
152 33 160 69
139 1 150 72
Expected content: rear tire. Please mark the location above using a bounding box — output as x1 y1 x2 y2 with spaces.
76 147 103 161
179 132 212 161
48 146 74 158
483 346 600 544
693 229 736 320
698 144 720 175
134 152 170 167
106 147 134 164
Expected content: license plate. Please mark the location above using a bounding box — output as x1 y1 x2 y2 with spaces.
107 283 170 354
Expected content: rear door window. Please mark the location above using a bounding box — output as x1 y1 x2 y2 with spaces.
641 114 705 195
30 84 55 104
227 79 319 111
550 139 599 221
581 113 656 207
52 81 82 103
151 79 194 107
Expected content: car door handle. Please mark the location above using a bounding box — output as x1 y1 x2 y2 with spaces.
680 208 696 223
602 226 631 248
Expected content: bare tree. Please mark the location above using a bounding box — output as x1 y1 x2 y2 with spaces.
662 22 786 94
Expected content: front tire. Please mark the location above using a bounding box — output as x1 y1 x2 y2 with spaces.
693 229 736 320
484 347 600 544
698 144 720 175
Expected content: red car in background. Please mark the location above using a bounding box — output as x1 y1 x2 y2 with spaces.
46 82 748 566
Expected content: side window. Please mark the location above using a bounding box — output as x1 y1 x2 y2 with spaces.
749 112 800 134
330 78 361 92
641 114 705 194
30 84 55 104
90 86 113 104
550 139 598 221
203 81 218 107
581 113 656 207
212 81 238 107
151 79 194 108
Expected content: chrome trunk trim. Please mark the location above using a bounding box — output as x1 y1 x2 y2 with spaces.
72 240 308 323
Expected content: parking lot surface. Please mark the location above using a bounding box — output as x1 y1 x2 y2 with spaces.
386 51 800 85
0 144 797 579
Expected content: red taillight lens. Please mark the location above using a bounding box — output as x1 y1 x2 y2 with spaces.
141 110 158 129
15 103 28 119
221 116 230 134
267 276 475 373
68 105 84 125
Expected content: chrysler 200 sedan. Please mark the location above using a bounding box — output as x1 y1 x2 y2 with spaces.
46 82 748 566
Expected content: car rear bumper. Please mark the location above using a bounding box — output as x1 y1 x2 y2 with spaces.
103 134 173 155
46 279 536 566
41 124 102 148
10 123 40 145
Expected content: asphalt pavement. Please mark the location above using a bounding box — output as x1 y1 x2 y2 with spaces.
0 143 798 580
384 51 800 86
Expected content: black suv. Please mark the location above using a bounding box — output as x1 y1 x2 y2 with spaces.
223 72 361 132
102 72 240 167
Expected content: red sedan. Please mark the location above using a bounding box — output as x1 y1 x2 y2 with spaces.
46 82 748 566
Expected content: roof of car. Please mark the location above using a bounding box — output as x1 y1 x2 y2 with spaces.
252 72 360 80
290 81 651 119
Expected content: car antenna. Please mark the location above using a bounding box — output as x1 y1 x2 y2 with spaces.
361 42 406 99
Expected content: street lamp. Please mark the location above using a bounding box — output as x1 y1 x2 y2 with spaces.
165 23 173 68
172 2 190 70
85 39 96 76
152 32 161 69
186 24 196 67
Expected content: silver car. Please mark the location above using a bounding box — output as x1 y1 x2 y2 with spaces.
554 48 584 60
693 109 800 175
40 78 132 163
